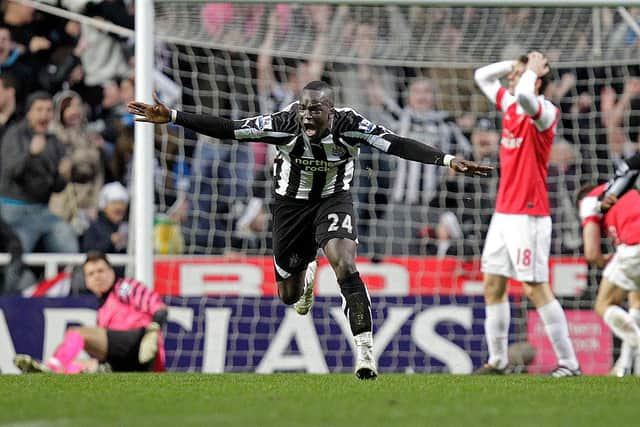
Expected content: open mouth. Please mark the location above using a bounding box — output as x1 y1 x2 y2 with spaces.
303 123 316 137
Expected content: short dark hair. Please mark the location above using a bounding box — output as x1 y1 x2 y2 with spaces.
518 53 552 94
575 183 598 208
302 80 334 106
25 91 52 112
83 250 112 268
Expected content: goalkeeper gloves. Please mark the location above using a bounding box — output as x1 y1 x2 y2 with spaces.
138 322 161 364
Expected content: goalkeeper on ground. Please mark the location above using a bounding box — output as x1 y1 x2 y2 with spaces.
15 251 167 374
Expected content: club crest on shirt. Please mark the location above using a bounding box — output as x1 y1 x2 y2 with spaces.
331 145 346 156
117 282 131 296
256 115 272 131
500 129 523 149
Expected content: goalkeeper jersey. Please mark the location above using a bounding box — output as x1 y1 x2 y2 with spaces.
231 102 396 200
98 277 166 370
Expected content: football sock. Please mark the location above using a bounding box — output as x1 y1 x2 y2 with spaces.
338 272 372 336
604 306 640 347
485 301 510 369
49 330 85 372
538 300 579 370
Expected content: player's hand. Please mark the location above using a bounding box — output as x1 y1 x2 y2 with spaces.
449 158 494 176
138 322 161 364
526 51 550 78
600 194 618 213
127 93 171 124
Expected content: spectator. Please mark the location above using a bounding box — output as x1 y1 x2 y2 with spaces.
0 92 78 259
48 90 104 235
0 215 28 295
81 181 129 254
600 80 640 165
386 78 471 206
0 73 19 143
547 138 582 254
79 2 132 88
0 25 31 100
424 117 499 256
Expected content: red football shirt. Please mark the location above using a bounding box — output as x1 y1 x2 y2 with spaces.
580 184 640 246
495 87 559 216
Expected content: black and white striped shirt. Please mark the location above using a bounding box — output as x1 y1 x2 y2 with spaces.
232 102 396 200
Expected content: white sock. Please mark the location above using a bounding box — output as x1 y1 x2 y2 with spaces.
537 299 579 370
632 308 640 373
484 302 510 369
603 306 640 347
617 341 634 372
354 331 373 348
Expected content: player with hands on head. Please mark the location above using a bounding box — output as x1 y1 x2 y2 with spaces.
474 51 581 377
128 81 493 380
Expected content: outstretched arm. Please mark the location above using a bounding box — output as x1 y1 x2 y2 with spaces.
385 134 493 176
127 93 235 140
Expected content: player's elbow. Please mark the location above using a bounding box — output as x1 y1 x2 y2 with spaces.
473 69 484 86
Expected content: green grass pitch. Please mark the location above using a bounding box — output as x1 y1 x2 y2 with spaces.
1 374 639 427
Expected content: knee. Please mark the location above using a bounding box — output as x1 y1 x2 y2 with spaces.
594 298 612 318
277 277 303 305
484 279 506 303
330 258 357 281
280 290 300 306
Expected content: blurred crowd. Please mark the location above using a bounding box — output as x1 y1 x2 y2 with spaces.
0 1 639 295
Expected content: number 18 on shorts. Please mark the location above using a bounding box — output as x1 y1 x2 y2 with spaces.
481 213 551 283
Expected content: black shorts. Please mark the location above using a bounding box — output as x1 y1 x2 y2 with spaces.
272 191 357 281
106 328 154 372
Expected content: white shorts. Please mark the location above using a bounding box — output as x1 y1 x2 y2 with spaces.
603 244 640 292
481 213 551 283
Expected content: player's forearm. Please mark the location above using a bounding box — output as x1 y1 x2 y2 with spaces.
385 134 451 167
173 111 235 140
626 152 640 170
602 162 640 203
474 61 513 103
514 70 540 116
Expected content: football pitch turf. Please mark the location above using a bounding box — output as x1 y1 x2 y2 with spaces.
1 374 638 427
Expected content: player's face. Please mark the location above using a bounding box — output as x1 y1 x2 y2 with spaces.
83 259 116 297
507 61 527 95
299 89 332 141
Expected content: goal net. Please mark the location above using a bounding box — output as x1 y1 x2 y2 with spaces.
34 1 640 374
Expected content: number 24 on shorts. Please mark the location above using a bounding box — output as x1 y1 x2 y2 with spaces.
328 213 353 233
